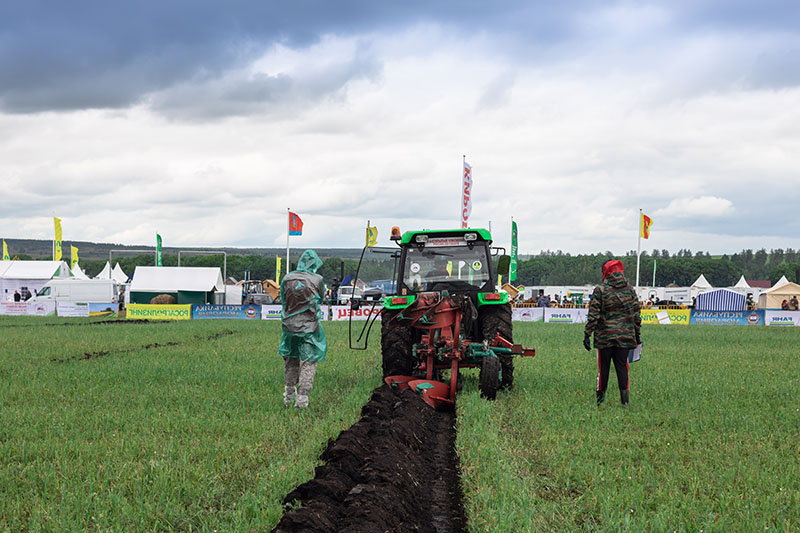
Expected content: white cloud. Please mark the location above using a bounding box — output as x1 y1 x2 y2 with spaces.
654 196 734 218
2 13 800 256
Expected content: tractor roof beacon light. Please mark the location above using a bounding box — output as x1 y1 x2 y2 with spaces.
390 227 402 241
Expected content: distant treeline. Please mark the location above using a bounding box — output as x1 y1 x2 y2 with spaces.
6 239 800 287
517 248 800 287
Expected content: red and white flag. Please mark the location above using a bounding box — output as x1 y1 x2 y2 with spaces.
461 160 472 228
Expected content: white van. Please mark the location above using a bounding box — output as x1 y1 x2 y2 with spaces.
30 279 118 304
336 286 362 304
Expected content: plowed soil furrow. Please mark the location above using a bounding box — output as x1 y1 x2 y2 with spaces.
274 385 466 533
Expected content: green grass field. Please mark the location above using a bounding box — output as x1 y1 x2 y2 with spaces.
1 317 798 531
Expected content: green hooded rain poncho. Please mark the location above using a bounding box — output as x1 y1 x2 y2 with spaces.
277 250 327 362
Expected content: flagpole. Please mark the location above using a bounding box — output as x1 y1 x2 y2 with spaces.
286 208 290 273
461 155 465 227
652 259 657 287
636 208 642 289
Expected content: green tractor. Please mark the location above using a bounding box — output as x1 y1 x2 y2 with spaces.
351 228 534 409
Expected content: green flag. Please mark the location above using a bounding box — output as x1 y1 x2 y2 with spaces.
156 234 162 266
510 220 518 282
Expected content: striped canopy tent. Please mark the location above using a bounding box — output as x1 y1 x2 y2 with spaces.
694 288 746 311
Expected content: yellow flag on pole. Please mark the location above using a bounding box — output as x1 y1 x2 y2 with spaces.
366 225 378 247
276 256 282 285
71 246 79 269
54 217 63 261
2 240 9 261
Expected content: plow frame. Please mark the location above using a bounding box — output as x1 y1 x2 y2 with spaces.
384 292 535 409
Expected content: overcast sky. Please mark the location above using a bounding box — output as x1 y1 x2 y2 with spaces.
2 1 799 255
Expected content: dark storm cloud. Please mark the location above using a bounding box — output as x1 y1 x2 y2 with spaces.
2 1 799 115
0 0 569 114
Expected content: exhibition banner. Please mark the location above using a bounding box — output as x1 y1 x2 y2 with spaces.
127 304 191 320
193 304 261 320
261 304 329 321
512 307 544 322
89 303 118 318
544 308 588 324
764 310 800 326
640 309 691 325
331 305 382 321
0 302 56 316
57 302 90 317
261 305 282 320
689 309 764 326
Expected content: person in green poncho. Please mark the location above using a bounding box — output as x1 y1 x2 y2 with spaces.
279 250 327 409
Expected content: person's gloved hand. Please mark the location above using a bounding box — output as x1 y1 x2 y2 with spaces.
583 337 591 351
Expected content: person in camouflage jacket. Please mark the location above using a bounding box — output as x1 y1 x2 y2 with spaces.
584 259 641 406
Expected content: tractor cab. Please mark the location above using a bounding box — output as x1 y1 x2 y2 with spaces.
395 229 495 297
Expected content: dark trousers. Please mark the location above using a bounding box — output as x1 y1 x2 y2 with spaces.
596 347 629 394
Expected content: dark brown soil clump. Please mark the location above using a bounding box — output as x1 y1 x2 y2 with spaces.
274 385 466 533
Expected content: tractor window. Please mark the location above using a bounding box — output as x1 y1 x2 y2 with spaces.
403 245 490 292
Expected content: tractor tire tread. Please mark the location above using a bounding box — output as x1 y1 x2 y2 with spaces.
381 309 414 378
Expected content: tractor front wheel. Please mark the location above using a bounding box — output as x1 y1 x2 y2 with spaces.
381 309 414 378
478 356 500 400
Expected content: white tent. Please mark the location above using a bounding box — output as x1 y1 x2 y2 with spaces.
0 260 72 301
690 274 713 300
772 275 790 290
758 280 800 309
111 263 128 284
129 266 224 304
691 274 713 289
71 264 89 279
733 276 750 289
95 261 112 280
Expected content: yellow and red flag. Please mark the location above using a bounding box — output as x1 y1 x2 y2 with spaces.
2 240 9 261
640 213 653 239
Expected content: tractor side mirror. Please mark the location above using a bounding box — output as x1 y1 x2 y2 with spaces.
497 255 511 278
350 298 361 310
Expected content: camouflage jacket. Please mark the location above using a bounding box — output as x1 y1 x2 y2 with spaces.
584 272 641 349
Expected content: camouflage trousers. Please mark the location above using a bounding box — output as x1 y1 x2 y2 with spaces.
283 357 317 408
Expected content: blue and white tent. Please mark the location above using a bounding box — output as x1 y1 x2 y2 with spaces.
695 288 746 311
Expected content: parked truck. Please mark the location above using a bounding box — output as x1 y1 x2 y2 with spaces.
29 279 118 304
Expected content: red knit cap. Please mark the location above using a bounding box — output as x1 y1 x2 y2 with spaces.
602 259 624 280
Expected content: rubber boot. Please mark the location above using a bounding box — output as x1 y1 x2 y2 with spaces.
596 390 605 406
283 386 296 407
620 389 629 406
294 394 309 409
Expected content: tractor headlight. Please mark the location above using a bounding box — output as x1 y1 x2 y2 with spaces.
415 234 428 243
464 232 478 241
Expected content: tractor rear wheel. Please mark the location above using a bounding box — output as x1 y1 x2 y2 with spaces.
479 303 514 389
478 356 500 400
381 308 414 378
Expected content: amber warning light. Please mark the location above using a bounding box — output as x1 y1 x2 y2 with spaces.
390 226 402 240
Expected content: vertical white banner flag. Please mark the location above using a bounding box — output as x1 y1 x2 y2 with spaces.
461 160 473 228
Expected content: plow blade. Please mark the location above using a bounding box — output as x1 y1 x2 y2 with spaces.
384 376 453 409
384 375 416 391
407 379 453 410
